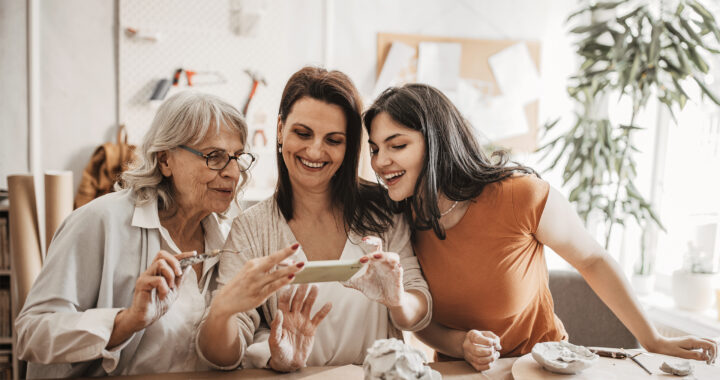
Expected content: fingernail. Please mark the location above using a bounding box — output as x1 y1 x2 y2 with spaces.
296 262 305 268
291 243 300 250
373 253 382 259
360 257 369 263
288 274 295 279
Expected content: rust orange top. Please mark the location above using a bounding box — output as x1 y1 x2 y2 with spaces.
414 175 567 357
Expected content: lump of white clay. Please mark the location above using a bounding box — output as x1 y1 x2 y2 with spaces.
531 341 598 374
363 236 383 251
660 361 694 376
363 338 441 380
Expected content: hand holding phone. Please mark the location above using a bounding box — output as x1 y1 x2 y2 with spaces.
290 259 363 284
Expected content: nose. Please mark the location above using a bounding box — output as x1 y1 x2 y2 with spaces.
372 147 392 168
305 138 324 159
219 158 241 181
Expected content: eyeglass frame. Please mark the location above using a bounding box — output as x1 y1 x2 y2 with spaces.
178 145 256 172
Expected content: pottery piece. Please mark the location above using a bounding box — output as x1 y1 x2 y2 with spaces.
660 360 694 376
530 341 598 374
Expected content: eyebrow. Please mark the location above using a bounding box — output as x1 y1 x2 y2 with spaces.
201 146 244 154
292 123 346 137
368 133 403 145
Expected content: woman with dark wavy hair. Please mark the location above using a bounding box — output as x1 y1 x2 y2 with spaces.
197 67 432 372
364 83 717 372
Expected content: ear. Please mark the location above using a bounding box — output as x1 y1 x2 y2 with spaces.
276 116 284 144
157 151 172 177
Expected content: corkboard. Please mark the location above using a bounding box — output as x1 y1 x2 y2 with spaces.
377 33 541 152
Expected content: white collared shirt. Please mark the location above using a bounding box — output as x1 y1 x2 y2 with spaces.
122 199 227 375
15 190 231 378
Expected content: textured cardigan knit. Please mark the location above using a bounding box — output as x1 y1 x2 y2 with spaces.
198 197 433 369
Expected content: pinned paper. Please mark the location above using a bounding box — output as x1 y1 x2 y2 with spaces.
417 42 462 92
373 42 417 97
454 79 493 116
488 43 541 105
467 96 528 141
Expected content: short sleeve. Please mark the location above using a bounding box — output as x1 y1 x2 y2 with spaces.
511 174 550 234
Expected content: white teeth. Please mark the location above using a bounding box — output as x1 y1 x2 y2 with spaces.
383 171 405 180
300 157 325 168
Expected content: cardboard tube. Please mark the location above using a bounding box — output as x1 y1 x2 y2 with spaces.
44 171 73 249
8 175 43 311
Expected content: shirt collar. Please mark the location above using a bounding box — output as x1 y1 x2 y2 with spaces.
131 197 161 229
131 196 230 244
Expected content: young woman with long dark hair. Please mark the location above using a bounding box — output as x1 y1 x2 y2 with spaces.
364 83 717 372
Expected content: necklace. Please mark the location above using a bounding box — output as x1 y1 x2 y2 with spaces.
440 201 459 217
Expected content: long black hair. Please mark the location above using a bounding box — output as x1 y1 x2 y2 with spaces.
275 66 393 236
363 83 535 239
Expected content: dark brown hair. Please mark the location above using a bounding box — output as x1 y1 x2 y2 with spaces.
275 66 392 236
363 83 535 239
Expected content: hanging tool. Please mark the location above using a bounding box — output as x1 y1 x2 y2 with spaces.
184 70 227 86
242 70 267 117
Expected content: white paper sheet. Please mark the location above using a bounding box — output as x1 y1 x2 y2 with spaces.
454 79 491 116
467 96 528 141
416 42 462 92
488 43 541 105
373 42 417 97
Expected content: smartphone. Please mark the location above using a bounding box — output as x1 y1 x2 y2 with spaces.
291 259 364 284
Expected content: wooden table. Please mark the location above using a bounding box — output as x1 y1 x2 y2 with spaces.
78 361 513 380
75 350 720 379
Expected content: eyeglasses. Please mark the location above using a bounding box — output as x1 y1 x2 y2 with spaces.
178 145 256 172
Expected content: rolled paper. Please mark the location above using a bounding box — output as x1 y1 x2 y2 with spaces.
8 175 43 311
44 171 73 250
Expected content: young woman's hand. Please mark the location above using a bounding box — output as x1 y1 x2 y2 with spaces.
268 284 332 372
124 250 196 330
343 251 404 307
211 244 305 318
462 330 502 372
646 335 717 364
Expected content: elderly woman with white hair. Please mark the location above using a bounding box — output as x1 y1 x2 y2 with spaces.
15 91 304 378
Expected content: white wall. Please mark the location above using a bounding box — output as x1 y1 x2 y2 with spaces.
39 0 118 192
2 0 578 205
0 0 29 190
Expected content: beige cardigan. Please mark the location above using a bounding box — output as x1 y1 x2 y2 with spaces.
204 197 432 369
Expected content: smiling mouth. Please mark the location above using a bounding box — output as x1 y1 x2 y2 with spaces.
383 170 405 186
298 157 327 169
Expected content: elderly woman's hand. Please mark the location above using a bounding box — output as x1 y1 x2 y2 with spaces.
124 250 196 330
268 284 332 372
462 330 502 372
211 244 306 317
343 251 404 307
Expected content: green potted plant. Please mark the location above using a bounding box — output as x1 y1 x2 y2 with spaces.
539 0 720 293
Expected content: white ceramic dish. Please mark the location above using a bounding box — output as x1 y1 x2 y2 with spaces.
530 341 598 374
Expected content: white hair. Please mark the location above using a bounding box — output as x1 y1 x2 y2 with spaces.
119 91 248 211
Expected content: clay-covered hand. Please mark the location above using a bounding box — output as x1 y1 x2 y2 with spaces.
462 330 502 372
647 335 717 364
343 237 403 307
125 250 196 330
268 284 332 372
212 244 305 317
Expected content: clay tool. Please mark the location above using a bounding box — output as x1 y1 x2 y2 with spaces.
179 249 234 269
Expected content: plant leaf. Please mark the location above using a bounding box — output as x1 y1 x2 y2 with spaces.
689 0 716 23
693 75 720 105
687 46 710 73
680 18 705 46
571 22 608 34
